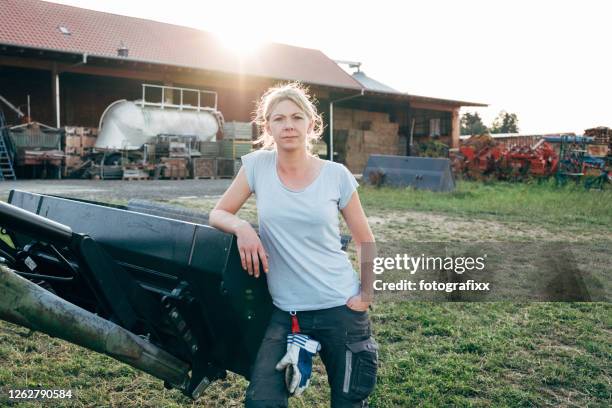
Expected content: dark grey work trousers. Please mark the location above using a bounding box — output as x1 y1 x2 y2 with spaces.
245 305 378 408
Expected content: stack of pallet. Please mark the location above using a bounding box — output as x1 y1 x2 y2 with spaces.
191 140 217 179
217 137 252 178
219 139 252 159
334 108 399 173
122 166 150 180
161 157 188 179
585 126 611 144
222 122 252 175
64 126 97 174
199 141 219 158
584 127 611 157
223 121 253 140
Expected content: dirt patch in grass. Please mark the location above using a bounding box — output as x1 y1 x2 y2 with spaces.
367 210 605 242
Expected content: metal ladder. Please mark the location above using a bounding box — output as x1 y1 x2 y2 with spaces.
0 110 16 180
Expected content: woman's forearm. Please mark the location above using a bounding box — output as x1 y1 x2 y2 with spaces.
209 209 249 235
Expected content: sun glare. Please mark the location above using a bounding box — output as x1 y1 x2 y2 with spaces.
215 30 266 56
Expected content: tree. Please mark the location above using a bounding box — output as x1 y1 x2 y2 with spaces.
460 112 488 135
490 111 519 133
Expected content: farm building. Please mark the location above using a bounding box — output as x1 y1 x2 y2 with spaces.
0 0 486 177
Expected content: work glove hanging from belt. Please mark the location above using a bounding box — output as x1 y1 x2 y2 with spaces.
275 333 321 396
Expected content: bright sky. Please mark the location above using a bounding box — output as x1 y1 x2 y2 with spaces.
48 0 611 134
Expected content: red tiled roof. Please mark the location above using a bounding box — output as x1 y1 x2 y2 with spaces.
0 0 362 90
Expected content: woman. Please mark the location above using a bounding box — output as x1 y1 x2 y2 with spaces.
210 82 377 408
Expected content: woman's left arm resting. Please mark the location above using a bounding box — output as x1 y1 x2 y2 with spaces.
341 191 376 312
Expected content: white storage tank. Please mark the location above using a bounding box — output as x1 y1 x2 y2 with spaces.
96 99 223 150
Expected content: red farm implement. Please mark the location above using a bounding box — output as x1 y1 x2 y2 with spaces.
456 135 558 181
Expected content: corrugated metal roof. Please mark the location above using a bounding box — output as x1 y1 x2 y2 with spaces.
352 71 400 94
408 94 488 107
0 0 362 90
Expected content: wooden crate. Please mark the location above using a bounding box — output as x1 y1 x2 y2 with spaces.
199 141 219 157
191 158 217 179
64 127 98 156
65 134 81 147
161 157 188 168
65 154 83 169
162 166 188 179
65 146 80 155
217 158 235 178
81 135 97 148
160 157 188 179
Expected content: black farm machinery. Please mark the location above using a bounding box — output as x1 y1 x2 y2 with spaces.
0 191 273 399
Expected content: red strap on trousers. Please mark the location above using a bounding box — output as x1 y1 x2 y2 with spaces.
290 312 300 333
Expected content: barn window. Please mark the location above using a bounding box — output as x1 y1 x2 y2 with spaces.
430 118 441 137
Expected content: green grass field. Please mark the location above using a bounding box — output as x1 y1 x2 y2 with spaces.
1 181 610 407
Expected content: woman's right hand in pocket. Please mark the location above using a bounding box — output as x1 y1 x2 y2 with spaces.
234 221 268 278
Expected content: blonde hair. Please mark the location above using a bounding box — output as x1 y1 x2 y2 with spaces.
253 82 324 153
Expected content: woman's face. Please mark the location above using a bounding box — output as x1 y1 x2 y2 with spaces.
266 99 313 153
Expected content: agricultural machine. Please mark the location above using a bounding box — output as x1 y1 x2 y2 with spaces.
0 191 263 399
457 135 558 181
543 135 610 190
457 133 610 189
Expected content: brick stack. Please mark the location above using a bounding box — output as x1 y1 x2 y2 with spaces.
334 108 399 173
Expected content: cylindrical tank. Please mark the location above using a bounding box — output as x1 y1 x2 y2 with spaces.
96 100 223 150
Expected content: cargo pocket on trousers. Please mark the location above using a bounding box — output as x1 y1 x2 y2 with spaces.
342 336 379 400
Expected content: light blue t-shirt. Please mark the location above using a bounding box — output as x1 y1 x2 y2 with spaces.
241 149 360 311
